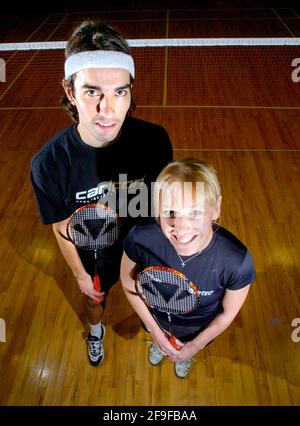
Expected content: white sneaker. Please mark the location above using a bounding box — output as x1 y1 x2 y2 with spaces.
87 324 105 366
174 359 192 378
148 342 164 366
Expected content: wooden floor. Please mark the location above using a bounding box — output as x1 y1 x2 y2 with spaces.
0 1 300 406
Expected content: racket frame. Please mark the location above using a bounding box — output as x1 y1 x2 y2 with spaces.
66 203 119 304
66 203 119 249
135 265 200 349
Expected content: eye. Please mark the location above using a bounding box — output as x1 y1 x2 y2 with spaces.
191 210 203 217
86 89 100 97
116 89 128 97
162 210 177 219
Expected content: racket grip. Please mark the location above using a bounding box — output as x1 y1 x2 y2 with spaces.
169 335 181 350
93 273 104 303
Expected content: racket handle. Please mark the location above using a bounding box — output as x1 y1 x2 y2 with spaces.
93 273 104 304
169 335 181 350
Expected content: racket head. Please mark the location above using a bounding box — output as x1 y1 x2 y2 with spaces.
135 266 199 315
66 203 120 250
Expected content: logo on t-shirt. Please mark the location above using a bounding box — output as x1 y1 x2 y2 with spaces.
198 290 214 296
76 181 112 203
75 175 149 217
76 176 146 202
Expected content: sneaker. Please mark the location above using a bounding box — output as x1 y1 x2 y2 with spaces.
87 324 105 366
148 342 165 366
174 359 192 378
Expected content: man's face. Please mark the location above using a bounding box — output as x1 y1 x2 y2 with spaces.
66 67 132 147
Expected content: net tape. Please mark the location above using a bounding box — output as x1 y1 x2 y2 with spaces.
1 38 300 51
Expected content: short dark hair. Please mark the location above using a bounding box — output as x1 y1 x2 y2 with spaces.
61 20 135 122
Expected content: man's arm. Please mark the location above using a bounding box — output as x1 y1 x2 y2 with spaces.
52 218 102 301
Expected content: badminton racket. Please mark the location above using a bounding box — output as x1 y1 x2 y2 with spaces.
66 203 120 303
135 266 200 350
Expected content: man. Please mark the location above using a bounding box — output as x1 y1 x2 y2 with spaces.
31 20 173 366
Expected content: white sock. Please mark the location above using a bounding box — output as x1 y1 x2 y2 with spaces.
89 321 103 338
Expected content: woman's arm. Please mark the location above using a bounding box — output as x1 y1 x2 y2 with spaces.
120 253 183 355
170 285 251 362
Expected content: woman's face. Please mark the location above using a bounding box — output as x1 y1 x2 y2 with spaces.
159 183 221 256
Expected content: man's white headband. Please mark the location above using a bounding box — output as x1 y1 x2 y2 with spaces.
64 50 135 79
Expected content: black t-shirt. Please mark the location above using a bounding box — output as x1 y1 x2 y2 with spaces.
124 221 256 339
31 116 173 284
31 116 173 225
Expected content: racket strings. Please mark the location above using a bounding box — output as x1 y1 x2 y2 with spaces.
68 205 120 250
137 269 198 315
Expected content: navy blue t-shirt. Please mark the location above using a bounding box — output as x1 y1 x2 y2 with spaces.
124 221 256 339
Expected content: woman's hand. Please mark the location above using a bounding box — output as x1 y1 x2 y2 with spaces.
167 340 199 362
152 329 184 358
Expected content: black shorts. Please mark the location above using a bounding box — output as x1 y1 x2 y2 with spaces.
147 310 212 343
77 243 122 294
159 320 206 343
141 320 214 345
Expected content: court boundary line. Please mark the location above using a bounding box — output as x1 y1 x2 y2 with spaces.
0 14 69 101
272 9 296 37
0 14 53 77
25 14 54 42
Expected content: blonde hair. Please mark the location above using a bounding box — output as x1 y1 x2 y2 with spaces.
153 158 221 218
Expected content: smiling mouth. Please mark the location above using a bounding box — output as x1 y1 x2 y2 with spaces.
172 234 197 245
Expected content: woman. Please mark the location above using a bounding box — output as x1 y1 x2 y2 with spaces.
121 158 255 378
